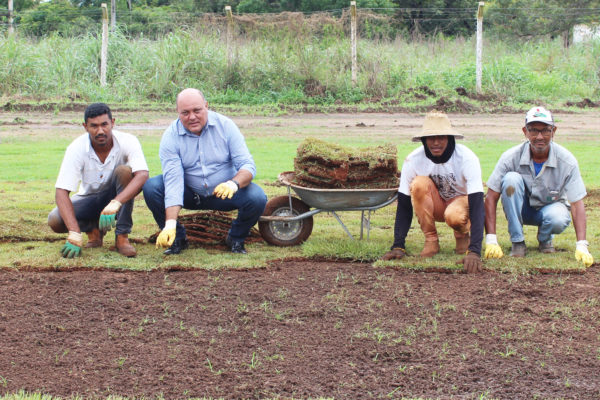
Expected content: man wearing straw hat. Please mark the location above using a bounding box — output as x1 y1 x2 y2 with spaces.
382 110 485 273
483 106 593 267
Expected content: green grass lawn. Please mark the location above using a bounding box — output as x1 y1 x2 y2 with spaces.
0 116 598 273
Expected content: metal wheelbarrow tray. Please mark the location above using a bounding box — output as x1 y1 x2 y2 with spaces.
258 171 398 246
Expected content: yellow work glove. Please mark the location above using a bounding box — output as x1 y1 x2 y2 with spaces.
156 219 177 248
99 199 122 232
575 240 594 267
61 231 83 258
213 180 239 200
484 234 504 259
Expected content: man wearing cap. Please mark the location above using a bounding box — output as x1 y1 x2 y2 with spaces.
143 88 267 255
382 110 485 273
484 106 593 266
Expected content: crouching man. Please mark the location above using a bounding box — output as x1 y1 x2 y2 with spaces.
484 106 593 267
48 103 149 258
382 110 485 273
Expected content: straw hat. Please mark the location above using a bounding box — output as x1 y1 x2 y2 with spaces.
412 110 464 142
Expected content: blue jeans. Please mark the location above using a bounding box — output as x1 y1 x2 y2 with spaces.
142 175 267 243
48 165 134 235
500 171 571 244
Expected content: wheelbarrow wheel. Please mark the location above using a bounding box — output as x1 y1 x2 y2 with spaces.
259 195 313 246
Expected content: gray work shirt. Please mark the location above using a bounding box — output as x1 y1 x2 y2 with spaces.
487 142 586 209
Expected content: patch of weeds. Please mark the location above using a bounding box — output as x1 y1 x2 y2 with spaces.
115 356 127 369
205 358 223 375
496 346 517 358
277 287 289 299
248 351 261 369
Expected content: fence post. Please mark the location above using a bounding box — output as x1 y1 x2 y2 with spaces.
476 1 484 94
7 0 14 35
350 1 357 86
225 5 234 67
110 0 116 32
101 3 109 87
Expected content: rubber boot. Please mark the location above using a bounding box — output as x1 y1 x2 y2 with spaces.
115 234 137 257
420 239 440 258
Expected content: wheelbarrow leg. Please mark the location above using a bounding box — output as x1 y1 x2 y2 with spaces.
361 210 373 240
331 211 354 240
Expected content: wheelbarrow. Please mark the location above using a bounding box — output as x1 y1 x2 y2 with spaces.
258 171 398 246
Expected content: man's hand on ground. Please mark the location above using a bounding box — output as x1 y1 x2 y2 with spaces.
156 219 177 248
61 231 82 258
460 251 483 273
99 199 122 231
484 234 503 259
575 240 594 267
213 180 238 200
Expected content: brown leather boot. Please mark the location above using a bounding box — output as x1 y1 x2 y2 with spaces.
420 239 440 258
85 228 105 248
455 234 470 254
115 234 137 257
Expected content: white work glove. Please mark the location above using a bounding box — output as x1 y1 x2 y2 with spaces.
575 240 594 267
213 180 239 200
99 199 122 232
156 219 177 248
484 234 504 259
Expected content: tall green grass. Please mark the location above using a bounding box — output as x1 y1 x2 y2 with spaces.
1 32 599 106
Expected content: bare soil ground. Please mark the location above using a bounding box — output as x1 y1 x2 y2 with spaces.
2 111 599 142
2 262 600 399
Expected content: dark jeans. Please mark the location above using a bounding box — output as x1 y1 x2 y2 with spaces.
142 174 267 243
48 165 134 235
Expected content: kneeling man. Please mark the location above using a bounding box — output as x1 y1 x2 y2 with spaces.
484 106 593 267
382 111 485 273
48 103 149 258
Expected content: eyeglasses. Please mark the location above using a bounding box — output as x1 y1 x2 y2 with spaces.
527 127 553 137
179 108 205 119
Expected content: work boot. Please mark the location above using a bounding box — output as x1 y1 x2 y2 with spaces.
115 234 137 257
164 237 189 255
420 239 440 258
455 234 470 254
381 248 407 261
85 228 104 248
538 240 556 254
509 241 526 257
226 236 247 254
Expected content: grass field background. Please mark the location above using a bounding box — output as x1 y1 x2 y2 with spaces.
0 111 598 273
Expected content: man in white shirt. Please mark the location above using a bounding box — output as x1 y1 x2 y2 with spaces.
382 111 485 273
484 106 593 267
47 103 149 258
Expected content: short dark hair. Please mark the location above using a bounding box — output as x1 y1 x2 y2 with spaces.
84 103 112 122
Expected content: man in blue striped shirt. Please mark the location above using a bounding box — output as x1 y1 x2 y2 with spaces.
143 88 267 255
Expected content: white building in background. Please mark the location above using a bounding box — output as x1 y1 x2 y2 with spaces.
573 24 600 43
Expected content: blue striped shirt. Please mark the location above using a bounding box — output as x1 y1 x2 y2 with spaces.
159 110 256 208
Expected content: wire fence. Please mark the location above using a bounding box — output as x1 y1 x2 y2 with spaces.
1 5 600 39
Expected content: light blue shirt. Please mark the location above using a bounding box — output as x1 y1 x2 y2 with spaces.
159 110 256 208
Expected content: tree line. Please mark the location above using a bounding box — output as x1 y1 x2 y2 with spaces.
1 0 600 41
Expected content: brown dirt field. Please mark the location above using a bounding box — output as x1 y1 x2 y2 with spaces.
2 261 600 399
